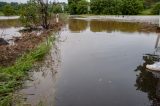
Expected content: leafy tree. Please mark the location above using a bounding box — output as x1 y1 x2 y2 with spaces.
68 0 81 14
76 0 88 14
90 0 104 15
20 0 54 29
121 0 144 15
10 2 19 15
144 0 159 8
2 4 15 16
64 4 69 13
20 0 39 28
52 4 63 13
90 0 122 15
0 2 7 11
151 2 160 15
102 0 122 15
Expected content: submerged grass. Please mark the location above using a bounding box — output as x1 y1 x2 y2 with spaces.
0 36 54 106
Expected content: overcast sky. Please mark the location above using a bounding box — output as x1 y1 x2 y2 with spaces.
1 0 67 3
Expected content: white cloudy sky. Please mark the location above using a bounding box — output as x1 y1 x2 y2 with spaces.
1 0 67 3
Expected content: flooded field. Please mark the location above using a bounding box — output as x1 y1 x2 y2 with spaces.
55 19 160 106
0 19 22 40
1 16 160 106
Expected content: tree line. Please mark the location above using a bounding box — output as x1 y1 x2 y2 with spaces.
0 2 22 16
68 0 160 15
0 1 68 16
0 0 160 16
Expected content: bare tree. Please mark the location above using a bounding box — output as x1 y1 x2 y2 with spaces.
20 0 55 29
37 0 50 29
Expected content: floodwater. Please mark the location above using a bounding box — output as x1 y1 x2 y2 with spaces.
55 19 160 106
0 18 22 40
6 17 160 106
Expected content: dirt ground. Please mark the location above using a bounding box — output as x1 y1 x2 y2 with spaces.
0 21 63 67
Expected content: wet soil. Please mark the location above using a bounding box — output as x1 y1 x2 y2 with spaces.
0 20 64 67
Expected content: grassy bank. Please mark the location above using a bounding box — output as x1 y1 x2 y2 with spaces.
0 11 4 16
140 8 152 15
0 36 54 105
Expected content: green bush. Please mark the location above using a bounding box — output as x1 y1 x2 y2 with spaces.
151 2 160 15
52 4 63 13
121 0 144 15
20 1 40 28
2 4 15 16
76 0 88 14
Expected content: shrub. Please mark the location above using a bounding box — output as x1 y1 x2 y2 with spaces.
2 5 15 16
151 2 160 15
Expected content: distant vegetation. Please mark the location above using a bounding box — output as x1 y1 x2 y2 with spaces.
151 2 160 15
19 0 67 29
68 0 160 15
0 1 68 16
0 0 159 16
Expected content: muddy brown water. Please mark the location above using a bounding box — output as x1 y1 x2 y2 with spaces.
0 19 22 41
55 19 159 106
1 17 160 106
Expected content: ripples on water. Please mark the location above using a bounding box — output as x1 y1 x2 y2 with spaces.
2 17 160 106
56 19 160 106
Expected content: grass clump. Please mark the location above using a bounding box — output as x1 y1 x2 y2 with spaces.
140 8 152 15
0 11 4 16
0 37 53 105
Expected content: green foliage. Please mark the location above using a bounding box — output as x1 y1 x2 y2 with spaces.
69 2 77 14
91 0 122 15
90 0 103 15
144 0 159 9
2 4 16 16
64 4 69 13
0 2 7 11
0 11 4 16
20 0 40 28
121 0 144 15
140 8 152 15
76 0 88 14
151 2 160 15
68 0 81 14
69 0 144 15
52 4 63 13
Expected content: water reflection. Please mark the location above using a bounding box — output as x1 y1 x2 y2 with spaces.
68 19 88 32
90 20 142 33
68 19 156 33
135 32 160 106
0 19 21 28
0 19 22 41
17 41 61 106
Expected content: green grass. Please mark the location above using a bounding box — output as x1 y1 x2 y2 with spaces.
140 8 152 15
0 11 4 16
0 36 54 106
